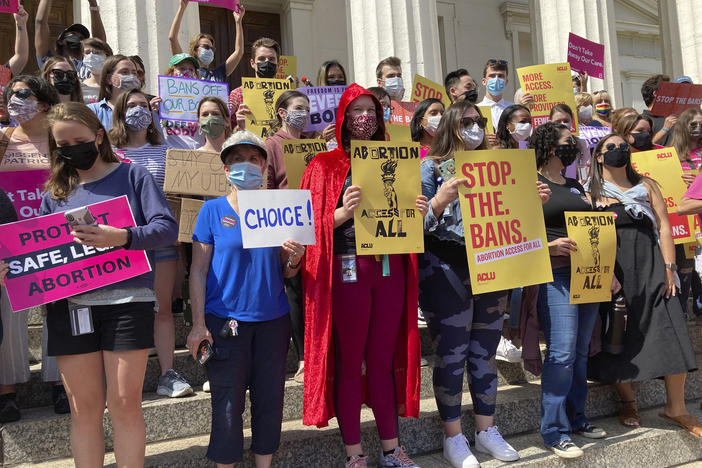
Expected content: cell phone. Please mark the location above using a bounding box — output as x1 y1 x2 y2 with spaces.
196 340 214 366
64 206 97 227
438 158 456 181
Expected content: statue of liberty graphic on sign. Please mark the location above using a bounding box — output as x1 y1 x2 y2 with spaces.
588 225 600 267
380 159 400 218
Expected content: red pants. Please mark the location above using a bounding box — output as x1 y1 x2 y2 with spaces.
331 254 405 445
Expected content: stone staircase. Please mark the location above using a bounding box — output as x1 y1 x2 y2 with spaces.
5 308 702 467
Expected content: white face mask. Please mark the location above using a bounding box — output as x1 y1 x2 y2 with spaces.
461 124 484 150
384 76 405 100
83 53 105 74
424 115 442 136
510 122 532 141
7 95 40 123
578 105 593 121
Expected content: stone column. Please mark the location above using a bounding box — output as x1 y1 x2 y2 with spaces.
346 0 442 99
282 0 315 80
530 0 622 106
659 0 702 83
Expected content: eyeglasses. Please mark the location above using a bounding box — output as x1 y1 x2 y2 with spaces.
603 142 629 153
9 88 34 100
461 117 487 129
592 90 607 95
690 122 702 130
487 59 508 66
50 69 77 81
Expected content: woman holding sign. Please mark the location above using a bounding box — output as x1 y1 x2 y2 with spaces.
587 133 699 437
410 98 444 158
23 102 177 466
186 130 304 467
266 90 311 190
301 84 428 468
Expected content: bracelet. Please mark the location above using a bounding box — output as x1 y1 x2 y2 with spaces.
122 227 133 249
665 262 677 271
661 127 670 133
90 6 99 11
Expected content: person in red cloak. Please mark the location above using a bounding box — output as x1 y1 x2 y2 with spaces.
300 83 428 468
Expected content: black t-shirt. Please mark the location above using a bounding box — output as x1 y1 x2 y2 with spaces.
539 174 592 241
641 109 669 146
199 63 227 83
333 172 356 254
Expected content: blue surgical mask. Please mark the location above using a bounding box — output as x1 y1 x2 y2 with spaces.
486 77 506 95
383 107 392 122
199 48 214 66
227 162 263 190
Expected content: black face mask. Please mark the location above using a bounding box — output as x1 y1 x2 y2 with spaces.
463 89 478 103
256 61 277 79
57 141 99 171
603 147 630 168
63 35 83 51
630 131 653 151
53 78 77 95
554 143 580 167
327 80 346 86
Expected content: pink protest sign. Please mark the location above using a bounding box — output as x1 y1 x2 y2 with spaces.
189 0 241 12
567 33 604 80
0 0 19 14
0 169 50 220
0 196 152 312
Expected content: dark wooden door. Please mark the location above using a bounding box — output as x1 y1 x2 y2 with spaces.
0 0 74 76
199 5 281 92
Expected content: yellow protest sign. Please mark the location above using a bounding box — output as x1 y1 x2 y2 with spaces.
351 141 423 254
630 147 695 244
684 241 697 259
386 124 411 142
275 56 297 81
565 211 616 304
242 78 295 137
456 149 552 293
282 139 327 189
478 106 494 134
411 74 451 108
517 62 579 135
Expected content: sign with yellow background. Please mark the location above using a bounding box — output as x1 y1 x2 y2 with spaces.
456 149 552 293
630 147 696 244
242 78 295 140
275 56 297 81
351 141 424 254
565 211 616 304
282 139 327 189
411 74 452 108
478 106 494 134
517 62 579 135
386 124 411 142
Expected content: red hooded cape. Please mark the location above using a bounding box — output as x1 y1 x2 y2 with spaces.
300 84 421 428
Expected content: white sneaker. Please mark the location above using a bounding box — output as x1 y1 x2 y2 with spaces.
474 426 519 462
443 433 480 468
203 381 210 393
495 336 522 363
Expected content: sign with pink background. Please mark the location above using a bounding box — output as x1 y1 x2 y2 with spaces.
0 169 50 220
567 33 605 80
188 0 241 11
0 1 19 14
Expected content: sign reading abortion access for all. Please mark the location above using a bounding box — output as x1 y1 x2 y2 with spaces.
650 81 702 117
517 62 579 134
0 196 151 312
567 33 605 80
238 189 316 248
456 149 552 294
351 141 423 255
163 149 228 197
282 139 327 189
411 74 451 108
630 147 696 244
158 75 229 122
299 86 346 132
0 0 19 14
386 124 411 142
242 78 295 126
565 211 616 304
188 0 241 11
0 169 50 220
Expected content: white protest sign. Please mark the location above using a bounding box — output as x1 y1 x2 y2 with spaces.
238 189 316 248
158 75 229 122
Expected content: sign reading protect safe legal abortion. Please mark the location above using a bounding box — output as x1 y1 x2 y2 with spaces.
0 196 151 312
567 33 605 80
158 75 229 122
456 149 552 294
238 190 316 248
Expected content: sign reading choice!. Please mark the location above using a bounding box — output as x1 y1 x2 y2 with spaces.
456 149 552 294
567 32 605 80
0 196 151 312
351 141 423 255
238 190 316 248
517 62 579 134
158 75 229 122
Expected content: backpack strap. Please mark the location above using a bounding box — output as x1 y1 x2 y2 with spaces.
0 127 16 165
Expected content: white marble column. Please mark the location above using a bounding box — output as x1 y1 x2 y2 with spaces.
282 0 315 80
75 0 202 95
346 0 442 99
659 0 702 83
530 0 622 107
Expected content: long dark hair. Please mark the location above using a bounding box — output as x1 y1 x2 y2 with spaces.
496 104 530 149
528 121 569 169
588 133 643 204
270 90 309 134
426 99 487 160
410 98 443 142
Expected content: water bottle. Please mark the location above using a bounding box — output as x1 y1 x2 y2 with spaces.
604 292 627 355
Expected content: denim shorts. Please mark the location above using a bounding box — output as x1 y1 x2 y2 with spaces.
154 245 179 263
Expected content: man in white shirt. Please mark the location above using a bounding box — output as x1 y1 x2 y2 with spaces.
477 59 513 130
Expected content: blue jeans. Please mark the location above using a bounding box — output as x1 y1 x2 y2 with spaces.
537 267 599 447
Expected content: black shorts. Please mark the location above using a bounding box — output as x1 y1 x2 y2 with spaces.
46 299 155 356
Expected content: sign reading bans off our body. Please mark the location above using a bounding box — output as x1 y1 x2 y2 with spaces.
0 196 151 312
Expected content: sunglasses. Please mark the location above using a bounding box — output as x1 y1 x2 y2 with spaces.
50 69 77 81
461 117 487 129
9 88 35 100
603 142 629 153
487 59 508 66
690 122 702 130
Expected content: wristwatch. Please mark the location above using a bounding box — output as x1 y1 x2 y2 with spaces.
665 263 677 271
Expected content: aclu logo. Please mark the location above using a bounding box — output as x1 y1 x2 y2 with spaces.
361 243 374 248
477 271 496 282
557 65 568 71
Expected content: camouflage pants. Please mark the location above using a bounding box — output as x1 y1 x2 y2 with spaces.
418 251 507 420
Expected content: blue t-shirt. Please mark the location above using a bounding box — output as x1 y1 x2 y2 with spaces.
192 196 289 322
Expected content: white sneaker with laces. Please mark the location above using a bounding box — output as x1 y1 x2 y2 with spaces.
495 336 522 363
443 433 480 468
474 426 519 461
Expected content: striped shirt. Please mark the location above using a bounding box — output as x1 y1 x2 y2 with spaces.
114 143 167 191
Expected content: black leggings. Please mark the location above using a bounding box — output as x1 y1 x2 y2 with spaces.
285 272 304 361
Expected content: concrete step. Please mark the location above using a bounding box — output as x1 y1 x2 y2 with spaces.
5 364 702 466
